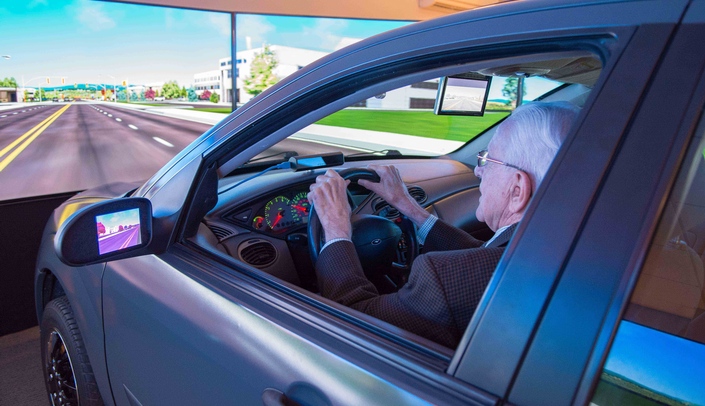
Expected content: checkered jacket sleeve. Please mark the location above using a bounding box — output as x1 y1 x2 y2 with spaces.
317 239 506 348
422 219 485 252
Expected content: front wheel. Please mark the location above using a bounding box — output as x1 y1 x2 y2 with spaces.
41 296 104 406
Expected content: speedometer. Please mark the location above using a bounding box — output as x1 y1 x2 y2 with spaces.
290 192 310 224
264 196 293 231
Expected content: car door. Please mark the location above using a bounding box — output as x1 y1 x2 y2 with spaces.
101 1 689 405
455 2 705 404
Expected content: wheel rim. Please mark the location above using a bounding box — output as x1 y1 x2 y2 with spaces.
45 330 78 406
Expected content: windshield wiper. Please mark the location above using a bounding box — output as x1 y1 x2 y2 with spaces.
345 149 402 158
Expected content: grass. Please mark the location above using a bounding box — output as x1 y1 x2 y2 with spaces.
315 109 509 142
195 107 232 114
196 107 508 142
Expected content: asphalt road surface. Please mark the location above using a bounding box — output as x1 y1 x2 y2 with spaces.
98 226 141 255
0 102 374 201
0 102 212 200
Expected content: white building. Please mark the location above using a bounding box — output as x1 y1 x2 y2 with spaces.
194 41 439 108
194 45 328 104
194 70 222 100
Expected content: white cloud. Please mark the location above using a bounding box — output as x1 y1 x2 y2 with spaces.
238 15 275 49
299 19 349 52
208 13 231 37
71 0 115 31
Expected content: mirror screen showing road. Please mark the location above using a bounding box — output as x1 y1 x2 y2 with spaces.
0 2 409 200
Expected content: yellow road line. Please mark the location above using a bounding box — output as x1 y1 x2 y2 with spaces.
0 104 71 172
0 105 68 160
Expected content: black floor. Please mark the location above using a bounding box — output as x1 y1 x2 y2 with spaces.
0 327 48 405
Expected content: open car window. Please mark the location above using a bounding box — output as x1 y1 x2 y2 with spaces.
193 49 602 351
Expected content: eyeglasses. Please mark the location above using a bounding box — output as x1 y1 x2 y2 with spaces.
477 150 526 172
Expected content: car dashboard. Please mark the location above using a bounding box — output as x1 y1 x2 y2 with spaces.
195 157 487 292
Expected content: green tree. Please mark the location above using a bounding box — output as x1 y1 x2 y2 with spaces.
162 80 181 99
243 44 279 97
501 77 526 107
187 87 198 102
0 77 17 87
209 92 220 103
180 86 187 98
130 91 138 101
0 77 18 87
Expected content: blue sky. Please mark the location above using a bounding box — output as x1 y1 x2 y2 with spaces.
0 1 557 99
604 321 705 404
0 1 408 88
96 208 140 230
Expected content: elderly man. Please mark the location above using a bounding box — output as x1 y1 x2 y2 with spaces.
308 101 579 348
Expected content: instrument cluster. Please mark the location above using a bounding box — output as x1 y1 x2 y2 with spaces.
225 188 311 236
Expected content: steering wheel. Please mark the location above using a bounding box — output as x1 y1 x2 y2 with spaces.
308 168 418 293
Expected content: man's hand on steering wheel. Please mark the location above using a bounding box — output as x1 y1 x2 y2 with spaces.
307 169 352 242
307 167 419 293
359 164 431 227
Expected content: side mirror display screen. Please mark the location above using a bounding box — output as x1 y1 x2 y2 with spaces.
434 73 492 116
96 208 142 255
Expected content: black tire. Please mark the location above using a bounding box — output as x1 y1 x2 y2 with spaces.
41 296 104 406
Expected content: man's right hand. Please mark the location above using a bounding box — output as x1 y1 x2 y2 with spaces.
308 169 353 242
359 164 430 227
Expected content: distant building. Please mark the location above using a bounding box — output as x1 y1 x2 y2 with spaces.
194 45 328 104
0 87 18 103
194 70 222 99
194 40 439 108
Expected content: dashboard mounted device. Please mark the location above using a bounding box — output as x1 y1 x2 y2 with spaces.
289 152 345 171
55 198 153 266
434 72 492 116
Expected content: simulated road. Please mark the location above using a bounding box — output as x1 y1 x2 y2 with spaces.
0 102 211 200
98 226 141 255
0 101 375 201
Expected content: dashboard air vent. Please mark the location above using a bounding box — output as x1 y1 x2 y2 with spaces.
408 186 428 204
238 239 277 268
373 186 427 219
208 224 234 241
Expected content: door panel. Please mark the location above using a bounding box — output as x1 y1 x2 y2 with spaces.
102 253 491 405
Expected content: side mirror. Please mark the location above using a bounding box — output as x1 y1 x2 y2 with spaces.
55 198 153 266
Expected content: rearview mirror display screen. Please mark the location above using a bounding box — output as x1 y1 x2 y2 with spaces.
96 208 141 255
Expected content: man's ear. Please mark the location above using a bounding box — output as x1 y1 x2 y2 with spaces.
508 171 532 214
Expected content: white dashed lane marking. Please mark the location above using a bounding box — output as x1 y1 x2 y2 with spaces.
153 137 174 147
108 114 112 117
116 118 122 122
128 124 138 130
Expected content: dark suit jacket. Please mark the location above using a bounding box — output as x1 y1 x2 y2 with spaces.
316 220 518 348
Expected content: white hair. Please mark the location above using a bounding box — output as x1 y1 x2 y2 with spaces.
494 101 580 192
